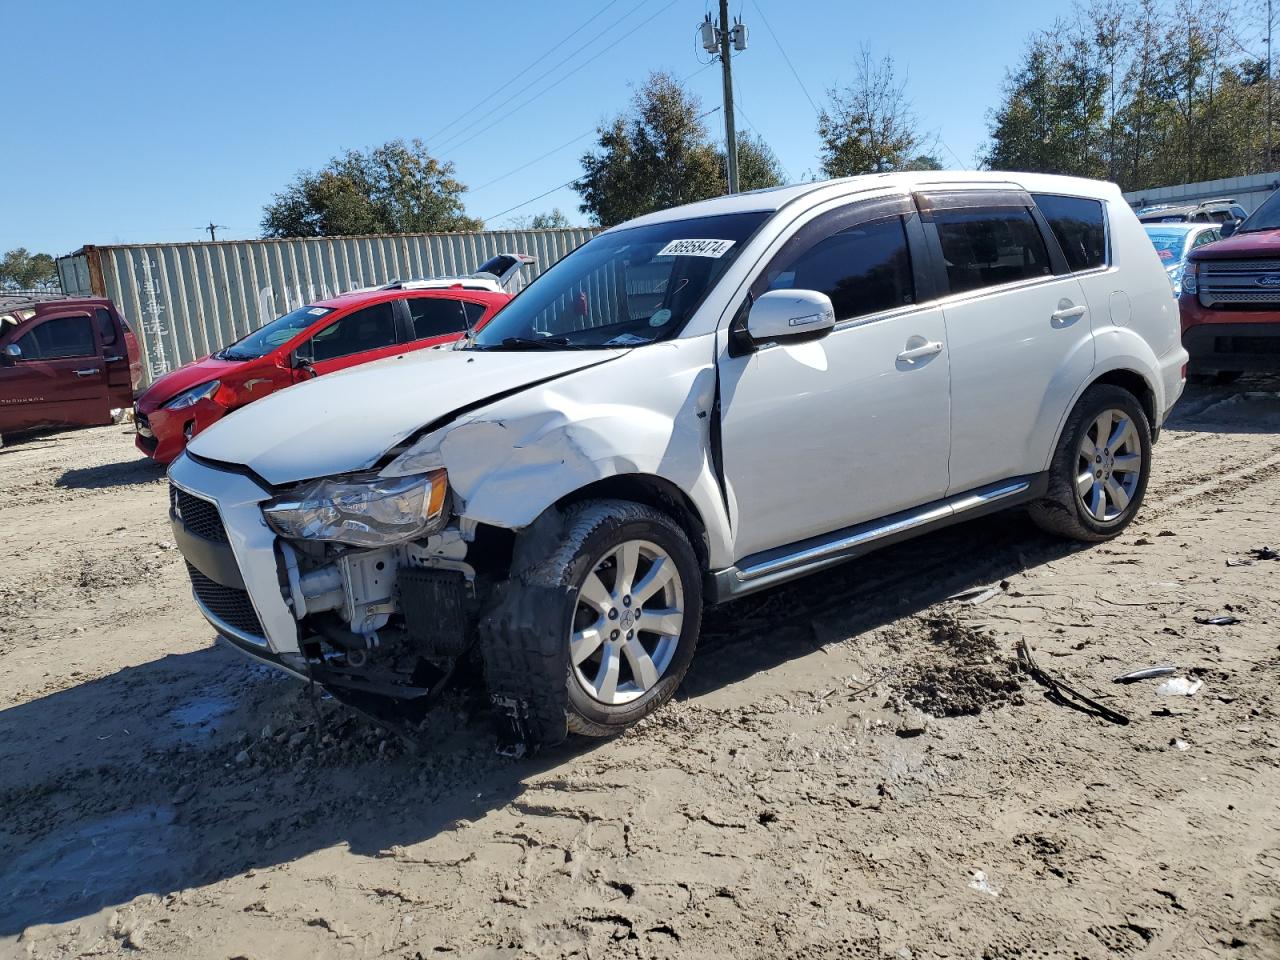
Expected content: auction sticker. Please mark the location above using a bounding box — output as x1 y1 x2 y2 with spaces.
656 238 736 258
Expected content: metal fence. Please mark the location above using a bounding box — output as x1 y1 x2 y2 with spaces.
56 228 598 387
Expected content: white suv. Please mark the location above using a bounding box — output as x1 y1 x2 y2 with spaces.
168 172 1186 744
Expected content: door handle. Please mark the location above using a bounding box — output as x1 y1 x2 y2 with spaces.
1051 304 1088 324
103 354 124 362
896 340 944 363
73 367 101 377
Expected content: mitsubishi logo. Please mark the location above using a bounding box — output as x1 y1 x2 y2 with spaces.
171 489 183 521
1256 274 1280 287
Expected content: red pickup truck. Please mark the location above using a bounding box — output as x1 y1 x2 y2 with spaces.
0 297 141 445
1181 190 1280 376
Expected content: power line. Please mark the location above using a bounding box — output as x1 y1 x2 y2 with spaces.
469 128 597 193
439 0 682 157
435 0 670 155
749 0 820 116
425 0 624 145
482 106 722 224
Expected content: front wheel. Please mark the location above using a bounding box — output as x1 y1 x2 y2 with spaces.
1028 384 1152 542
523 500 703 737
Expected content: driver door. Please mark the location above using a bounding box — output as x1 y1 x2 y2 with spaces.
717 200 952 561
0 312 110 432
294 301 403 377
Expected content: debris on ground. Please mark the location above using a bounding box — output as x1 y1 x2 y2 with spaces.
968 869 1002 897
948 581 1008 606
1248 545 1280 561
1157 677 1204 697
1017 639 1129 725
1113 665 1177 683
1195 615 1241 626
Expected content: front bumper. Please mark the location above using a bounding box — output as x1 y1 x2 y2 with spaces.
137 399 229 464
168 453 300 655
1182 322 1280 373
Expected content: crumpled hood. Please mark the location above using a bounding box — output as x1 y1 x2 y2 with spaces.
186 347 619 485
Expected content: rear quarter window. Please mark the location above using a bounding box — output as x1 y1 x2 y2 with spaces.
1032 194 1107 272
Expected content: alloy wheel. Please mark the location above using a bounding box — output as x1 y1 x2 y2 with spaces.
569 539 684 705
1076 408 1143 523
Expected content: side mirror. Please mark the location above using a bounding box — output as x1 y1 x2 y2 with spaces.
289 348 317 379
746 289 836 346
2 343 22 364
1219 220 1238 238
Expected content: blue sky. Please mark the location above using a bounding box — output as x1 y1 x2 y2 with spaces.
1 0 1077 255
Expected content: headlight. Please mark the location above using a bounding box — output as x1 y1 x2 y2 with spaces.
262 470 449 547
164 380 221 410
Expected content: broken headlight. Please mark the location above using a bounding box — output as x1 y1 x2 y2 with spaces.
263 470 448 547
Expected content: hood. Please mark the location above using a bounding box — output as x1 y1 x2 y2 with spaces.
138 355 242 408
186 347 620 485
1188 228 1280 261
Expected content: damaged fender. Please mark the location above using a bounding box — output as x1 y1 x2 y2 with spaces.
385 337 736 569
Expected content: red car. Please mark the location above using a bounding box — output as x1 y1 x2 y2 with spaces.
0 297 142 445
135 287 508 463
1180 190 1280 377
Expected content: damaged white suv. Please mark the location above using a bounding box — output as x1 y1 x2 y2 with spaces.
169 172 1186 745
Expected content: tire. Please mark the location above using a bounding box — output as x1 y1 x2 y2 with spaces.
1028 384 1152 542
521 499 703 737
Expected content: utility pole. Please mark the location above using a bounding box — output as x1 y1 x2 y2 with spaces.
701 5 748 194
1268 0 1274 168
203 222 226 242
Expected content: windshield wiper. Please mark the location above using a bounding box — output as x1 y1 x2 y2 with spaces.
494 336 588 351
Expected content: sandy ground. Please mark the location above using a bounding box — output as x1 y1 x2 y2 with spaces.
1 379 1278 960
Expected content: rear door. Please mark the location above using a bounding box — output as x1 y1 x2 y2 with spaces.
295 301 403 376
917 189 1093 494
0 312 110 432
94 306 134 407
403 294 470 348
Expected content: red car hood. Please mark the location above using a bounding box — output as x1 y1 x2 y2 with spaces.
136 355 246 410
1189 228 1280 260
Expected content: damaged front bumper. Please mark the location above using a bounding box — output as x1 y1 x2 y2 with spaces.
168 453 469 704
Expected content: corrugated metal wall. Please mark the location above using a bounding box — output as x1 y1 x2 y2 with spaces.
1123 171 1280 214
56 229 597 386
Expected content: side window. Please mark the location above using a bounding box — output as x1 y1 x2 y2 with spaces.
16 315 96 360
462 301 487 327
407 297 467 340
303 303 396 362
934 207 1051 295
762 216 915 321
94 308 118 346
1032 193 1107 272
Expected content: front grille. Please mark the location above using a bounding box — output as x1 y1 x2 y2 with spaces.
171 485 228 543
186 561 265 639
1200 259 1280 308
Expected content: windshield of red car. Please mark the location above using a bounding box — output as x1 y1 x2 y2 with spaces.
1239 191 1280 233
216 305 333 361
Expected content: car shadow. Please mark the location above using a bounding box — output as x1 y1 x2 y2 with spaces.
56 456 166 490
0 508 1077 936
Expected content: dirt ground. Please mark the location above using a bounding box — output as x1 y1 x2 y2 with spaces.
2 378 1279 960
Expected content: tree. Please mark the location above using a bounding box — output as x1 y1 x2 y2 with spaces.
817 49 938 177
261 138 482 237
728 132 787 191
0 248 58 290
508 209 573 229
577 72 720 226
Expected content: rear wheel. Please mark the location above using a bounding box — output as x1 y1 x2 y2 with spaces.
1029 384 1152 542
523 500 702 737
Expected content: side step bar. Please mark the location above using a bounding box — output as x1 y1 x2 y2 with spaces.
708 474 1046 602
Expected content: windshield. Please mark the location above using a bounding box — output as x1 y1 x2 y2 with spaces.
216 305 333 360
1239 191 1280 232
468 211 769 350
1144 228 1191 263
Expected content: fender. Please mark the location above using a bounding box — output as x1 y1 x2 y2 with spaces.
385 339 738 568
1042 324 1164 471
